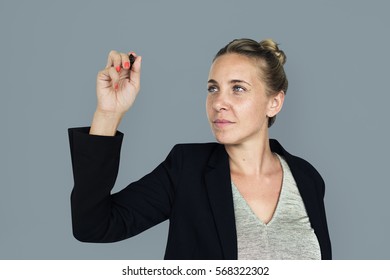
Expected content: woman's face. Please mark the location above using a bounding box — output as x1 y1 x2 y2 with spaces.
206 53 281 145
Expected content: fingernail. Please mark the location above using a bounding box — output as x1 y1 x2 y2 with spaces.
124 62 130 69
115 66 121 72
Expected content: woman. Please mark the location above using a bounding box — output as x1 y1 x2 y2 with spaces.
68 38 332 259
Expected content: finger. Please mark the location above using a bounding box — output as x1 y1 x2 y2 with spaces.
97 67 120 90
120 53 131 70
107 66 120 90
106 50 122 73
97 68 111 88
122 55 142 91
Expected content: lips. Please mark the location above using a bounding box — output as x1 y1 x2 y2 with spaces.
213 119 235 128
214 119 234 124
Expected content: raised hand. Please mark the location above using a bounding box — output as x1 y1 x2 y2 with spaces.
90 51 142 136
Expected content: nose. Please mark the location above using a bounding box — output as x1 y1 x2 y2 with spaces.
211 92 230 112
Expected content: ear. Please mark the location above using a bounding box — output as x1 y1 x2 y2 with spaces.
267 91 285 118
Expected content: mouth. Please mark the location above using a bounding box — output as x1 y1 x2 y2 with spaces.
213 119 235 128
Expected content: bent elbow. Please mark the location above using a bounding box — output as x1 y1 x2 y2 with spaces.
72 228 96 243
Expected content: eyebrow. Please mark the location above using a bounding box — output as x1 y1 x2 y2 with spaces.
207 79 252 86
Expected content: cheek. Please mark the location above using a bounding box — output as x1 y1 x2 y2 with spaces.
206 96 212 119
205 96 213 118
240 98 268 122
239 98 260 115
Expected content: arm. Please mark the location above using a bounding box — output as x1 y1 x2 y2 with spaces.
69 127 182 242
69 50 176 242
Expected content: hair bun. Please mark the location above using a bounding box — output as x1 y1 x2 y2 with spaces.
259 39 286 65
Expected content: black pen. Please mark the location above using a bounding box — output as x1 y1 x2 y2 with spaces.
129 54 135 70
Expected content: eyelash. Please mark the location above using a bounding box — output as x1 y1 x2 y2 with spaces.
207 85 246 94
232 85 245 92
207 86 218 93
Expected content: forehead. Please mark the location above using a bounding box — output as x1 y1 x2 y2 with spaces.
208 53 260 81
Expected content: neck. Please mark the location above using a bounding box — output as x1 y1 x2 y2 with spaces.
225 133 276 176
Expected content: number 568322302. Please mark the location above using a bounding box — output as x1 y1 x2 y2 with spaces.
215 266 270 276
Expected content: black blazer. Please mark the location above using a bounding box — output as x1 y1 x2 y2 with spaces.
69 127 332 259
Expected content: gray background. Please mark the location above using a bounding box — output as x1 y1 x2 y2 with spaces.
1 0 389 259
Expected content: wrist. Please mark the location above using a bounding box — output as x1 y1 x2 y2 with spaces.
89 110 124 136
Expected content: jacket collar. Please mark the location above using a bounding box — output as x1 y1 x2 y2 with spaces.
203 141 287 259
204 144 237 259
270 140 326 238
204 140 328 260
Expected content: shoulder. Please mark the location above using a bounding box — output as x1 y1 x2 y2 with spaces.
171 142 220 153
168 143 221 162
161 143 223 180
270 139 325 193
270 139 321 173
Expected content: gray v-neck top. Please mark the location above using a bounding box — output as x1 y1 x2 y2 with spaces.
232 154 321 260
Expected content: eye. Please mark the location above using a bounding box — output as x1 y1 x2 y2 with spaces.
232 85 246 92
207 85 218 93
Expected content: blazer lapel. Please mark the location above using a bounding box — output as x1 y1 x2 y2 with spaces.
270 139 323 227
204 144 237 260
270 139 329 258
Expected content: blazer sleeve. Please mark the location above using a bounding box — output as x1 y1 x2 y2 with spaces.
68 127 182 243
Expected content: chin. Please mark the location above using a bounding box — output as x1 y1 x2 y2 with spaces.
213 134 241 145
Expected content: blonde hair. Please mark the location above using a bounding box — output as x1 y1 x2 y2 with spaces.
214 38 288 127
